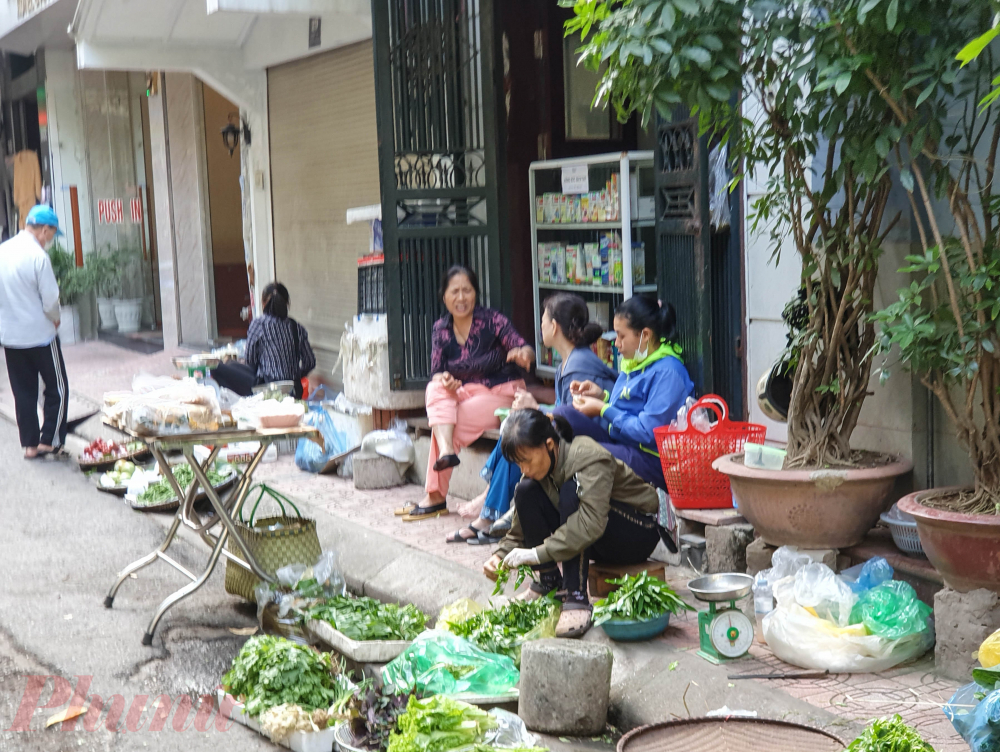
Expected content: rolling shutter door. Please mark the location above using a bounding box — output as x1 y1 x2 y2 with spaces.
268 41 380 380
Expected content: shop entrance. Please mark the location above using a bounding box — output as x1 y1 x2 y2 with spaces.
202 85 250 340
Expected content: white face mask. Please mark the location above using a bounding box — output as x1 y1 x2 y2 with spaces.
635 332 649 362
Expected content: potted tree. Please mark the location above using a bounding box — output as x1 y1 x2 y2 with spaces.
874 12 1000 593
48 243 94 346
563 0 941 547
91 248 121 331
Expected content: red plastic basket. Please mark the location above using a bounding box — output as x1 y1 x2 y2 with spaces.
654 395 766 509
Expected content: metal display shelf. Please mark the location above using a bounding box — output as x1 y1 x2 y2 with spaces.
529 151 655 376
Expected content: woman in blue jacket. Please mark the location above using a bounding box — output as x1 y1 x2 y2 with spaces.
555 297 694 490
447 293 617 544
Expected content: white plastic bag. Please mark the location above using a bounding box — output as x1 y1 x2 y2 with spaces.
359 419 414 467
792 563 857 627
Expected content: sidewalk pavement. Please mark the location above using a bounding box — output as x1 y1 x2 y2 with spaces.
0 339 967 750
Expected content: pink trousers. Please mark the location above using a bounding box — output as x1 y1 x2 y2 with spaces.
424 378 524 497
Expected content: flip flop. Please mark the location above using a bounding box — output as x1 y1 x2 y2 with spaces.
432 454 461 472
394 503 416 516
401 502 449 522
556 601 593 639
467 530 502 545
446 526 479 543
38 447 70 460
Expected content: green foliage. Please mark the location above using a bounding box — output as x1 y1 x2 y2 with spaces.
387 695 496 752
303 595 428 641
592 572 693 625
491 564 536 596
446 596 560 662
47 243 93 306
221 635 353 717
845 715 935 752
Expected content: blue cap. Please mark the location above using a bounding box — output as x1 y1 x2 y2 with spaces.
25 205 63 235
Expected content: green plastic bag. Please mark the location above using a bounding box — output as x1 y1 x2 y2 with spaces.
850 580 933 640
381 630 519 697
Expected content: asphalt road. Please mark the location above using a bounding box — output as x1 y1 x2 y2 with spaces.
0 419 274 750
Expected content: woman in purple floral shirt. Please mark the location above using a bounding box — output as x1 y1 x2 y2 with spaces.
397 265 534 521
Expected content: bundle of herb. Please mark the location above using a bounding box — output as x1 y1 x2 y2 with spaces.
346 682 416 752
846 715 935 752
592 572 693 626
136 462 234 505
387 695 496 752
491 564 536 596
303 595 427 641
221 635 354 717
447 596 559 662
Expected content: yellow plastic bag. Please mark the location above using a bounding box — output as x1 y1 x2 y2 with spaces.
438 598 483 630
979 628 1000 668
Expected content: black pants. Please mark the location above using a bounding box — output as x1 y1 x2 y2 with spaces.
211 362 256 397
4 338 69 448
513 478 661 599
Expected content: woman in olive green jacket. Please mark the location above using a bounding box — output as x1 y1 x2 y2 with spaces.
484 408 670 638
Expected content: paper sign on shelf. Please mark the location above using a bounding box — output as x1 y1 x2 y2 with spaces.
561 164 589 194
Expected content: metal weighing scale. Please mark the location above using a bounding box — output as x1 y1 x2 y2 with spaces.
688 573 755 664
172 355 221 380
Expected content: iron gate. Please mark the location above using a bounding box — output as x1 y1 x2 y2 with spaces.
371 0 508 390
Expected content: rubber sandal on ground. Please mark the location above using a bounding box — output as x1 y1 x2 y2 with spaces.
38 447 70 460
467 530 502 546
432 454 461 472
401 502 449 522
394 503 417 516
556 602 593 639
446 526 479 543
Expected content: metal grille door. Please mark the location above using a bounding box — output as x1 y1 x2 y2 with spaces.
655 116 713 396
372 0 507 389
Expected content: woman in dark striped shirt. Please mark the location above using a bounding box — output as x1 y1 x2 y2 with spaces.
212 282 316 398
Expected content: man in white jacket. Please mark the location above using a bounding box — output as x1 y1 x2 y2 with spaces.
0 205 68 458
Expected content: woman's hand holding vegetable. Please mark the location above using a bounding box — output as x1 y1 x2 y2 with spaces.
502 548 539 568
483 553 503 580
573 394 605 418
506 345 535 370
570 379 603 399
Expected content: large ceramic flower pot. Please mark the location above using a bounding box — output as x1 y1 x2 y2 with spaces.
712 453 912 548
114 298 142 334
898 488 1000 593
97 297 117 331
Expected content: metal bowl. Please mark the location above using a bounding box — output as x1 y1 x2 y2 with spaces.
252 380 295 395
687 573 754 602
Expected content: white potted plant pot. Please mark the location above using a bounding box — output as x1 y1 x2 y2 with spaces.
114 298 143 334
97 297 118 331
58 304 80 346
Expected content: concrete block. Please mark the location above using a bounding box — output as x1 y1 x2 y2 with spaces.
519 639 613 735
706 524 755 574
746 538 775 575
800 548 839 571
934 586 1000 681
353 453 405 490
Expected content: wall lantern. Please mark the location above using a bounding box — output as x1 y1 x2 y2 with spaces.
221 113 251 157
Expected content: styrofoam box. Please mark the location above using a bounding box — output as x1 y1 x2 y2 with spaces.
306 619 412 663
216 691 336 752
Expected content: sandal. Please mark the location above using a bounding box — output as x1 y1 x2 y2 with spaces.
433 454 461 472
394 503 417 516
467 530 502 546
39 447 70 460
446 526 479 543
556 601 593 639
401 502 449 522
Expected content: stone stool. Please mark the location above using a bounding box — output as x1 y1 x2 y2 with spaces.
352 452 406 490
518 638 612 736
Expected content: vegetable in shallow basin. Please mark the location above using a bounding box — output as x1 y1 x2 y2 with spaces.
592 572 693 626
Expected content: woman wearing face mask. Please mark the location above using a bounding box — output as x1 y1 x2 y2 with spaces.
484 409 671 638
399 265 534 522
446 293 616 544
553 296 694 490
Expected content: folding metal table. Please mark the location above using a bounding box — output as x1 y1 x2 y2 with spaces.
103 425 322 645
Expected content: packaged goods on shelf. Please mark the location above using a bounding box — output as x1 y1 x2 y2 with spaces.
632 242 646 286
575 243 587 282
565 244 579 284
537 174 621 225
599 234 610 285
535 196 544 223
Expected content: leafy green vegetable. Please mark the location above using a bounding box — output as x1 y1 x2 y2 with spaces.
303 595 428 641
845 715 935 752
221 635 354 717
973 666 1000 690
592 572 693 625
136 461 233 505
387 695 496 752
347 682 416 752
491 564 536 596
447 596 559 662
